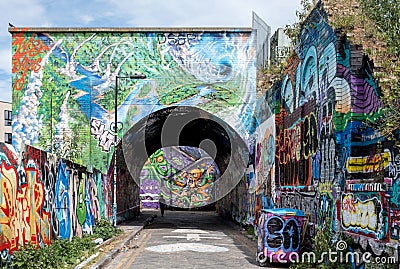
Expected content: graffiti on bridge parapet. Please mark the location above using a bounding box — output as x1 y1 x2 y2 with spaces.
156 33 198 46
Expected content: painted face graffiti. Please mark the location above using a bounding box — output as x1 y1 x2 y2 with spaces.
140 147 219 209
150 149 174 177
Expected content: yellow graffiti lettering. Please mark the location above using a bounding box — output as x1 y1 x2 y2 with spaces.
319 182 333 195
0 163 51 253
342 194 379 231
0 163 18 250
346 150 391 173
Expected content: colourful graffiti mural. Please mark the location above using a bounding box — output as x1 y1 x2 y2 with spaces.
7 2 400 265
341 193 386 239
217 2 399 263
0 142 116 262
256 208 305 264
266 4 399 259
139 146 220 208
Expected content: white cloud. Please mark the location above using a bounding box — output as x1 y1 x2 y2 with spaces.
106 0 301 31
0 0 48 36
0 47 12 101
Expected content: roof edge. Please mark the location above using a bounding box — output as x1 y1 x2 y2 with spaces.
8 27 253 33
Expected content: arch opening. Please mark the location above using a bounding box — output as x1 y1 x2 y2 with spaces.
122 106 249 208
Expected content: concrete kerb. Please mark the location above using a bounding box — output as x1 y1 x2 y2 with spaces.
76 214 157 269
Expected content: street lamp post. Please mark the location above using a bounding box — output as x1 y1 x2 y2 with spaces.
113 74 146 227
50 89 53 153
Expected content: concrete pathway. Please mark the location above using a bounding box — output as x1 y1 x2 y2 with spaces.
76 210 157 269
86 210 287 269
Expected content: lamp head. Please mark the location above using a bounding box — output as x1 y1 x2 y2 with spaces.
130 73 146 79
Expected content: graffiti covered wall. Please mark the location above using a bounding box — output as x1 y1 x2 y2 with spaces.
0 142 117 262
270 2 398 259
8 4 400 263
11 29 257 175
217 2 399 262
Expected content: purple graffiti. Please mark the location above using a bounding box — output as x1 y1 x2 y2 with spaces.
337 64 383 114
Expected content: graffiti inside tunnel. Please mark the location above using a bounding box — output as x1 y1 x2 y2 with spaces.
139 146 220 209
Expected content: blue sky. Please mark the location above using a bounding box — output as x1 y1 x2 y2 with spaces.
0 0 301 102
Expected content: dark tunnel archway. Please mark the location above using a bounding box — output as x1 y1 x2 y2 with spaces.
121 106 249 207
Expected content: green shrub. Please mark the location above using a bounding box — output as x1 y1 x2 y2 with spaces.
11 218 122 268
93 218 123 240
247 225 255 236
290 218 351 269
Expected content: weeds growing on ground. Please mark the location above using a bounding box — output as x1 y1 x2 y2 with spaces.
8 219 122 269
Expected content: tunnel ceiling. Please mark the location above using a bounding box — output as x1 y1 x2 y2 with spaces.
122 106 249 204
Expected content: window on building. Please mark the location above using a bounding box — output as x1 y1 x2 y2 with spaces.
4 110 12 126
4 133 12 144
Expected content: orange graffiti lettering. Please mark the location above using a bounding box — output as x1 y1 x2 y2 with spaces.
12 29 50 91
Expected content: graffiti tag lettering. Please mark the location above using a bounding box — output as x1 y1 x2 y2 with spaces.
157 33 197 45
90 118 120 152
